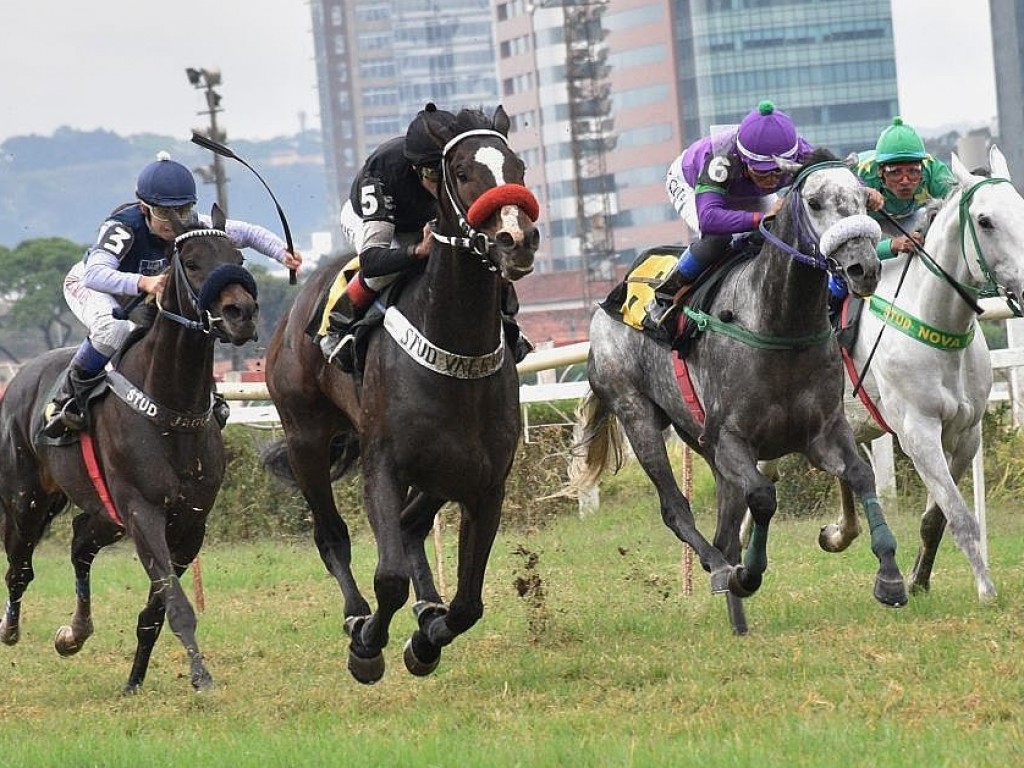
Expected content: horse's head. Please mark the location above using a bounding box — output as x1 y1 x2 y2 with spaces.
166 205 259 345
420 103 541 281
947 145 1024 304
776 149 882 297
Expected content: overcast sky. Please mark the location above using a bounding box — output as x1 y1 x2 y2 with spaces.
0 1 997 145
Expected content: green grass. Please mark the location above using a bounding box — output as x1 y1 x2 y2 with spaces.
1 479 1022 767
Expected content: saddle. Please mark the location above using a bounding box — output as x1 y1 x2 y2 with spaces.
600 243 757 357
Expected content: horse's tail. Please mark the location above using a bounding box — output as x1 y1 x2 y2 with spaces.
260 433 361 487
560 389 625 499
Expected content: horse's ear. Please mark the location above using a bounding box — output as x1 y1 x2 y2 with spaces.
950 152 975 186
211 203 227 231
842 152 858 169
990 145 1011 180
775 157 801 175
169 214 187 237
493 105 511 137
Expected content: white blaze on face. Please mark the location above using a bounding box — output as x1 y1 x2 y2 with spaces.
475 146 507 185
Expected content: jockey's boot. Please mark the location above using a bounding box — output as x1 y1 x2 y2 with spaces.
643 268 690 330
502 316 535 364
320 293 367 371
42 365 106 437
213 392 231 429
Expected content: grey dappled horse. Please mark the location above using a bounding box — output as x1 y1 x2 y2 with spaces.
571 150 907 634
838 145 1024 602
262 106 540 683
0 207 259 692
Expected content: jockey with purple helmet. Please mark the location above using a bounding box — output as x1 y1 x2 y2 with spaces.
652 100 815 325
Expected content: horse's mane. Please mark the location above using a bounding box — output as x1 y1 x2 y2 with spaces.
795 147 840 174
453 107 494 133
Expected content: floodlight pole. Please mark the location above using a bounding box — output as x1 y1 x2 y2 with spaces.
187 67 229 215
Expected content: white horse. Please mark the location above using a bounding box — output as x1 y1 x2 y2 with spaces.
826 145 1024 602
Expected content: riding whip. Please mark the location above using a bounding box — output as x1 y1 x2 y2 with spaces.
190 131 297 284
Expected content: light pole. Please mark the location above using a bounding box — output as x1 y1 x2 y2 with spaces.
186 67 229 214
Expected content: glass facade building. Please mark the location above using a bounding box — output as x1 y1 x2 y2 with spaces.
673 0 898 156
991 0 1024 186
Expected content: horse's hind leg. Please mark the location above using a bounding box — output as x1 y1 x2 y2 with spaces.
908 441 995 601
1 492 65 646
54 511 124 657
819 479 862 553
808 429 907 608
404 491 503 678
400 491 448 604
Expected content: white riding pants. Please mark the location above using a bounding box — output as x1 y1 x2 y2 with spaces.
63 261 136 357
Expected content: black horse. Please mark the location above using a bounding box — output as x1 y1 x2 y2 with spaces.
262 105 540 683
0 206 259 693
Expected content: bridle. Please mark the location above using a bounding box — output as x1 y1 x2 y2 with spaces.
430 128 539 266
155 228 259 341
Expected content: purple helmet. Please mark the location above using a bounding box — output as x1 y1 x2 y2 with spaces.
736 101 799 172
136 152 197 206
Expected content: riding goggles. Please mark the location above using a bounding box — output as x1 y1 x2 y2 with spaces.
881 164 923 182
147 202 197 222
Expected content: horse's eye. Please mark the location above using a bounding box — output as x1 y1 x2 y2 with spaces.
977 214 993 230
807 199 822 212
456 169 469 183
184 260 200 271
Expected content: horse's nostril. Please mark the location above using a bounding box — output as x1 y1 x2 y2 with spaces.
847 265 864 279
528 228 540 249
495 231 515 249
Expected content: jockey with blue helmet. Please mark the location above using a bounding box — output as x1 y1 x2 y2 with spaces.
43 152 303 437
652 100 816 326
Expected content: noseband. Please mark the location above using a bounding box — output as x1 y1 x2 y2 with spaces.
432 129 539 265
758 161 880 276
157 228 259 340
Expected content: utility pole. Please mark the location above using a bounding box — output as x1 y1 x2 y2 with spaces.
186 67 229 214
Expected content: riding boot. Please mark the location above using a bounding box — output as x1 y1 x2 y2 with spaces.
213 392 231 429
320 292 369 371
502 316 534 364
42 365 105 437
644 269 690 330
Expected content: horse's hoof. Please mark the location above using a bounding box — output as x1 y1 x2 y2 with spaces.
818 524 849 553
0 621 18 646
404 634 441 677
192 671 214 691
709 567 731 594
348 648 385 685
54 625 86 657
122 683 142 696
728 568 761 598
873 574 908 607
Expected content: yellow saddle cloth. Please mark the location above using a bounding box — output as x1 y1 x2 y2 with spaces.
620 252 681 331
315 256 361 337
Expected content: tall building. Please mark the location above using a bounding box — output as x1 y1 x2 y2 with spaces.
991 0 1024 185
671 0 898 156
309 0 501 244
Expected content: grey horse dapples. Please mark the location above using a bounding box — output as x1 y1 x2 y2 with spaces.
570 149 907 634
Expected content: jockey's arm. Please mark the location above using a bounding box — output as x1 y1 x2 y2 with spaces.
81 248 150 297
358 219 421 279
695 188 765 235
217 218 303 270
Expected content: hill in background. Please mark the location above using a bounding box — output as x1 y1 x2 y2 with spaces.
0 128 331 267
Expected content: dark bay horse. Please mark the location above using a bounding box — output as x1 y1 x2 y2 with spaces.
0 206 259 693
263 105 540 683
570 150 908 634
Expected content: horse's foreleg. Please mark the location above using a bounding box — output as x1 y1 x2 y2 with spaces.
405 490 502 677
129 516 211 692
346 468 410 684
906 430 995 601
808 427 907 608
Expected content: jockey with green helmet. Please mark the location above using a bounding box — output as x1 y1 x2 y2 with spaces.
828 117 956 308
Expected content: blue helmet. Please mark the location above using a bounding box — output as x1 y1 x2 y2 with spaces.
136 152 197 206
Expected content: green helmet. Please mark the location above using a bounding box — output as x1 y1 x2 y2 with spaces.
874 117 926 163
